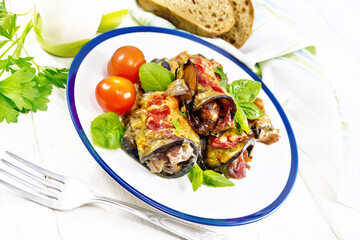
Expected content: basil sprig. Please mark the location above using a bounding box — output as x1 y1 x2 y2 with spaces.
139 62 175 92
227 79 261 102
187 164 234 191
227 79 264 132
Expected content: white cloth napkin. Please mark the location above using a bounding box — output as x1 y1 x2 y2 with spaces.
111 0 360 238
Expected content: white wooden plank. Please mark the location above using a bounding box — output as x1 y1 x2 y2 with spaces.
0 0 351 239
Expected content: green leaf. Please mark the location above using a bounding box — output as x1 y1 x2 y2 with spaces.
13 19 33 57
238 102 264 120
187 164 203 191
40 66 68 88
0 67 38 111
28 75 52 112
97 9 128 33
139 62 175 92
0 58 9 69
227 79 262 103
0 92 19 123
171 118 181 133
214 66 227 88
180 111 187 118
5 56 33 69
91 112 125 149
203 170 234 187
0 1 6 14
0 5 69 123
0 14 19 39
0 39 8 48
235 105 250 133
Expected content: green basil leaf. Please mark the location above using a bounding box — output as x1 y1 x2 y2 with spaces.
90 112 125 149
220 78 227 89
171 118 181 133
214 66 227 80
214 66 227 88
97 9 128 33
227 79 261 103
139 62 175 92
180 111 187 118
238 102 264 120
187 164 203 191
235 103 250 133
203 170 234 187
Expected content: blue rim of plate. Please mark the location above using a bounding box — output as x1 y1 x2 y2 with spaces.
67 26 298 226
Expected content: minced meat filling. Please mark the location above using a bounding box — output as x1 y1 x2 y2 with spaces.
147 142 194 174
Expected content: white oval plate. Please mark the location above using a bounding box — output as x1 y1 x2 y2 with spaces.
67 26 298 226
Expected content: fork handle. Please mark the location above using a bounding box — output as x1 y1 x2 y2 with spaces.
90 194 228 240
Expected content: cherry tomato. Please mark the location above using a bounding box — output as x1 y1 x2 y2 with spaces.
95 76 136 114
107 46 146 83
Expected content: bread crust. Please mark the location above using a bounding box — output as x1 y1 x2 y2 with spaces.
219 0 254 48
137 0 235 38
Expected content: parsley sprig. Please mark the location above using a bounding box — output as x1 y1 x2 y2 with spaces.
0 1 68 123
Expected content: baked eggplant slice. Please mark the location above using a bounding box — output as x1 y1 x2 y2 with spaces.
204 128 255 179
248 98 280 145
151 52 237 136
182 56 237 136
121 91 200 178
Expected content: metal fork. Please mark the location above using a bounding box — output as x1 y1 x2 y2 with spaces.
0 151 228 240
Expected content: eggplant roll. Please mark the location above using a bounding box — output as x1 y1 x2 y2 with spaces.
152 52 237 135
202 128 255 179
121 91 200 178
178 52 237 135
248 98 280 145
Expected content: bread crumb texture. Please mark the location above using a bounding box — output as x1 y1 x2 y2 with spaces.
137 0 236 37
219 0 254 48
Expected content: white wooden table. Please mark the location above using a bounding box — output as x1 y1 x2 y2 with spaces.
0 0 359 239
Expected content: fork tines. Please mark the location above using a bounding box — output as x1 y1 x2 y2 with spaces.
5 151 65 182
0 151 64 207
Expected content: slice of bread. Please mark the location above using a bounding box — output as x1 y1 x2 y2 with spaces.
137 0 235 37
219 0 254 48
